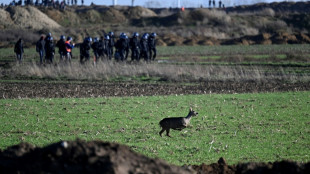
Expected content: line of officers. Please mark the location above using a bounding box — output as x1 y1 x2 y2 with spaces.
36 32 157 64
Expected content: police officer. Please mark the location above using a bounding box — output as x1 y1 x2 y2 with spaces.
56 35 66 62
129 32 140 61
80 37 92 64
148 32 157 61
36 36 45 64
44 33 52 61
103 34 111 60
98 36 105 58
91 37 100 62
114 33 129 61
108 31 115 58
14 38 24 63
45 33 52 42
124 34 130 60
140 33 150 61
45 36 55 64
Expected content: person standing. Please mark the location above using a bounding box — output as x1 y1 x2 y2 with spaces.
36 36 45 64
80 37 92 64
103 34 111 60
108 31 115 58
44 33 52 61
65 36 74 63
129 32 140 61
114 33 129 61
14 38 24 63
91 37 100 62
45 37 55 64
140 33 150 61
148 32 157 61
56 35 66 62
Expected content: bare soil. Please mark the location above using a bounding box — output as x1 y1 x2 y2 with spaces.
1 80 310 99
0 140 309 174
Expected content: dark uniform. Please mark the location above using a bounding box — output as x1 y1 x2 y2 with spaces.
124 35 130 60
98 36 105 58
129 32 140 61
103 35 111 60
91 37 100 62
114 33 129 61
45 37 55 64
140 33 150 61
56 35 66 62
36 36 45 64
148 33 157 61
44 33 52 61
80 37 92 64
14 38 24 63
108 32 115 58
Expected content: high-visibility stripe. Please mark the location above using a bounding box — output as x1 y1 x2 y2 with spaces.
65 41 72 52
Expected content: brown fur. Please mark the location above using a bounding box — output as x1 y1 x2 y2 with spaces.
159 108 198 137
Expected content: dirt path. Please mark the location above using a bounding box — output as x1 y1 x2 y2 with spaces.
1 80 310 99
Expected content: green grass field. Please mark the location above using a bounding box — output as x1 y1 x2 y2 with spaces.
1 91 309 165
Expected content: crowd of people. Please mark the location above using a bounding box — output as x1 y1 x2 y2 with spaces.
4 0 85 10
3 0 226 9
14 31 157 64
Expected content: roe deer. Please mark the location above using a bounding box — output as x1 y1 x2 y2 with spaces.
159 108 198 137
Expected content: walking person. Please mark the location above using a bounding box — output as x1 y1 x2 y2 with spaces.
14 38 24 63
36 36 45 64
103 34 111 60
108 31 115 58
45 37 55 64
129 32 140 61
114 33 129 61
148 32 157 61
80 37 92 64
91 37 100 62
65 36 75 63
140 33 150 61
98 36 104 58
56 35 66 62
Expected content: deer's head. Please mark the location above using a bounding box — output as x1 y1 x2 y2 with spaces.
189 107 198 117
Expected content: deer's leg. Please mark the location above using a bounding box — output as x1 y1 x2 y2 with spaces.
166 129 171 137
159 128 165 137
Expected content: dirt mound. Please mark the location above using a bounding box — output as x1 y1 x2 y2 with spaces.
226 1 310 13
0 9 14 29
0 139 193 174
102 7 126 23
125 6 157 19
192 157 310 174
0 141 309 174
5 6 61 30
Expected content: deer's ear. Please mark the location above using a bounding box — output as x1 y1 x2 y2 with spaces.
190 107 192 111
